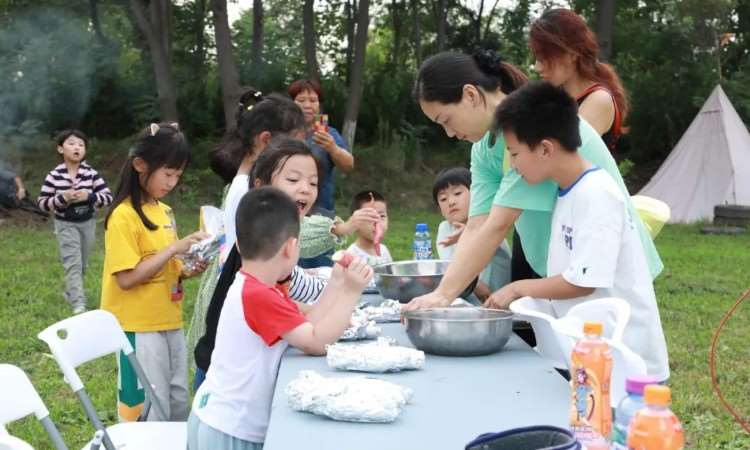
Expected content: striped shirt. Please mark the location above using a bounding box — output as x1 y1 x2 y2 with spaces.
38 162 112 221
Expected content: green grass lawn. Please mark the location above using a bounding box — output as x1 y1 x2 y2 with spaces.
1 204 749 449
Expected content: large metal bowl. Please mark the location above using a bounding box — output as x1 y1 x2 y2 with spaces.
402 307 514 356
373 260 476 303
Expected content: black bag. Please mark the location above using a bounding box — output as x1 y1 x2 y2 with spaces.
465 425 580 450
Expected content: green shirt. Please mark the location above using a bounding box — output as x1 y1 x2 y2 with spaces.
469 118 663 279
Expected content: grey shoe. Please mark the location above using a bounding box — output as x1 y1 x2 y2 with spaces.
73 303 87 314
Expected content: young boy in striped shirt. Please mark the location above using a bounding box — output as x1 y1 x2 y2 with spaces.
38 129 113 314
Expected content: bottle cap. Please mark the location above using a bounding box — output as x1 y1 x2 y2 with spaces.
643 384 671 406
625 375 659 395
415 223 428 232
583 321 603 336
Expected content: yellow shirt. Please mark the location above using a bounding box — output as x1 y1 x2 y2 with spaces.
100 199 184 332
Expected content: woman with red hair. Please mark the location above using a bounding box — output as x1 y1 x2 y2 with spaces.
529 8 627 151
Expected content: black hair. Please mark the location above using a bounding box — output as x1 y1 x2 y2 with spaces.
235 186 300 260
250 137 323 197
209 89 305 184
432 167 472 204
54 129 88 147
413 50 528 104
493 81 581 151
350 190 386 214
105 123 191 230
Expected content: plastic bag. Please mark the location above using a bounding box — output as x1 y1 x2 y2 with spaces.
180 206 225 273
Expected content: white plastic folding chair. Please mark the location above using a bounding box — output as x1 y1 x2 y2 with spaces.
552 316 648 407
0 364 67 450
0 434 34 450
564 297 631 343
508 297 569 369
37 310 187 450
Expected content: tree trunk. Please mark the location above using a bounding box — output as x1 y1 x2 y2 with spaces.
129 0 179 121
89 0 109 46
342 0 370 149
251 0 264 69
211 0 242 128
193 0 207 75
411 0 422 67
391 0 404 65
303 0 321 82
435 0 446 51
345 0 357 84
481 0 501 44
595 0 616 61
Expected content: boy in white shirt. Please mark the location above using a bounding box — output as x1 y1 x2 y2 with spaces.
433 167 511 301
188 187 372 449
484 81 669 381
346 190 393 267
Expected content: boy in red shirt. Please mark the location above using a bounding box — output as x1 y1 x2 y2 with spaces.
188 186 372 450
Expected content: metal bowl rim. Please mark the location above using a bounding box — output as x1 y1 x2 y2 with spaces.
402 307 514 322
373 259 453 275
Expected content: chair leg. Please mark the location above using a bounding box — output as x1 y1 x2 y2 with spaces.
89 430 105 450
39 417 68 450
75 389 116 450
126 353 168 420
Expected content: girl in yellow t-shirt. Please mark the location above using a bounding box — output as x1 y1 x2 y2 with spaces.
101 122 208 422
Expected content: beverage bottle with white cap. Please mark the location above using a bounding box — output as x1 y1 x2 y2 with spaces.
627 385 685 450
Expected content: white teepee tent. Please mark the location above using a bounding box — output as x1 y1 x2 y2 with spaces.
639 85 750 223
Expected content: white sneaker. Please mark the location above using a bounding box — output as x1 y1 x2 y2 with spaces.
73 304 87 314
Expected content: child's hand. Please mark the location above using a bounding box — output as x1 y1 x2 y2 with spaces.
173 231 210 255
62 189 77 203
438 222 465 247
73 190 90 202
482 282 521 310
331 256 373 293
182 259 209 278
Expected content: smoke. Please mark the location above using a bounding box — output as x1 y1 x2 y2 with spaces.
0 7 97 151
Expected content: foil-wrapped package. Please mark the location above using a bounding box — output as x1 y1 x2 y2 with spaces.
285 370 413 423
179 235 222 273
339 308 381 341
361 299 402 323
326 338 425 373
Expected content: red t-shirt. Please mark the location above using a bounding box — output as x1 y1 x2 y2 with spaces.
240 270 306 346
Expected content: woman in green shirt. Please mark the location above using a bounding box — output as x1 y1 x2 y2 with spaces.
404 50 662 311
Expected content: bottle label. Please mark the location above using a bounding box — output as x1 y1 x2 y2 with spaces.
413 239 432 260
571 366 606 439
611 423 628 449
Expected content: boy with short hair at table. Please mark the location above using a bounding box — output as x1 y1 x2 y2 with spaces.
188 186 372 450
484 81 669 381
433 167 511 302
346 190 393 267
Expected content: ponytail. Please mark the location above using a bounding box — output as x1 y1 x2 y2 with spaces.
414 50 528 105
209 89 305 183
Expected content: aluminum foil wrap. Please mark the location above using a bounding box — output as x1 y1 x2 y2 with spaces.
285 370 413 423
361 299 402 323
339 308 381 341
326 338 425 373
179 235 222 273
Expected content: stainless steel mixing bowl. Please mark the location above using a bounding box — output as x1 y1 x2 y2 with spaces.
402 307 514 356
373 260 476 303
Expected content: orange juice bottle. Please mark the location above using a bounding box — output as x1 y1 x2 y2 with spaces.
627 385 685 450
569 321 613 441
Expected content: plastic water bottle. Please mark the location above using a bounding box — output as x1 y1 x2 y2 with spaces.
570 321 613 442
412 223 432 260
611 375 658 449
626 385 685 450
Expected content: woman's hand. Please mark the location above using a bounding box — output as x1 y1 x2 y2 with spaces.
312 129 338 153
403 291 453 312
438 222 466 247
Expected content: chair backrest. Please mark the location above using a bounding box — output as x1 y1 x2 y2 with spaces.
37 310 133 392
565 297 630 343
509 297 568 369
0 364 50 427
0 434 34 450
551 319 647 408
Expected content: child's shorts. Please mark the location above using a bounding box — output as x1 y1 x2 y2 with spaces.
187 412 263 450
